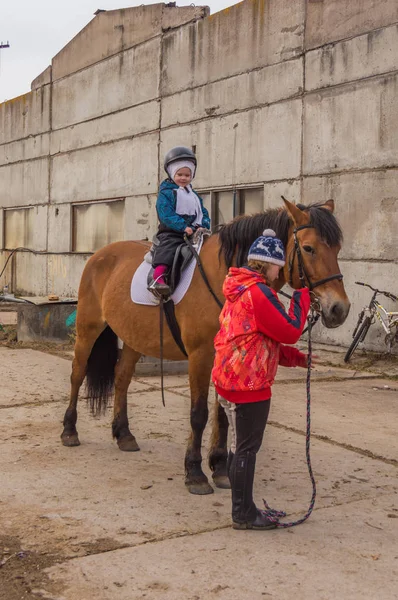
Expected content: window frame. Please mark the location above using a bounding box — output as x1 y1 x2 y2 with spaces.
3 206 35 251
71 197 125 254
196 185 264 228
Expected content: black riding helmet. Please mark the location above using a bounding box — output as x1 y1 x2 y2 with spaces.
164 146 197 177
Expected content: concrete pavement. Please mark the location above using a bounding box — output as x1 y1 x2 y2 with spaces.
0 346 397 600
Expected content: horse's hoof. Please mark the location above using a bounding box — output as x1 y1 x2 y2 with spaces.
186 481 214 495
61 433 80 447
213 474 231 489
117 436 140 452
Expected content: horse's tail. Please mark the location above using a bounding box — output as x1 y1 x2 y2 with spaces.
86 326 118 416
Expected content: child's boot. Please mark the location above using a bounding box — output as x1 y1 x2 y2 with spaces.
230 451 276 531
152 265 170 296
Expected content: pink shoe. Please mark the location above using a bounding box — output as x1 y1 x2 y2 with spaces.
152 265 170 296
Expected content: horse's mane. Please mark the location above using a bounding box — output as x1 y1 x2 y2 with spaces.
215 202 343 268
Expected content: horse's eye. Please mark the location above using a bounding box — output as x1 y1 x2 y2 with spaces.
303 245 314 254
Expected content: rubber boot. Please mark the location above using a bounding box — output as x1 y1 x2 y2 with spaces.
230 451 276 531
152 265 170 296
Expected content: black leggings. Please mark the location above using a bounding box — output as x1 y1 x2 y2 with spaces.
235 400 271 456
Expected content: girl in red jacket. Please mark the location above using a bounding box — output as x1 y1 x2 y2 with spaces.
212 229 311 530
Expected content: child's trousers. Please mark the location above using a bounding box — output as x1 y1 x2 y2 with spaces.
235 400 270 455
218 396 270 455
219 398 271 525
153 229 185 268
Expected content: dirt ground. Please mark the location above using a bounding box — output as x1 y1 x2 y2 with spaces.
0 341 397 600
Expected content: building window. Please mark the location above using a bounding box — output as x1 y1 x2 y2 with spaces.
72 199 125 252
4 208 34 249
199 187 264 228
214 190 236 226
239 188 264 215
200 192 211 216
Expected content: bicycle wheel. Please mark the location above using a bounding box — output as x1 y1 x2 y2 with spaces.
344 317 372 363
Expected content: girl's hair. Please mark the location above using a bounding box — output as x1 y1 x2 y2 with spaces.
247 259 274 278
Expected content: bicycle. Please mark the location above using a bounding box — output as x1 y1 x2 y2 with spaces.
344 282 398 363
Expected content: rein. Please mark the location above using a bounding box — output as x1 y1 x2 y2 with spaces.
184 234 223 309
159 297 166 407
289 224 343 290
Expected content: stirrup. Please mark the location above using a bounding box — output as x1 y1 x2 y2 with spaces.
148 275 171 298
154 283 171 296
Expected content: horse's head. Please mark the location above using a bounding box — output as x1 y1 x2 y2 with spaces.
282 197 350 328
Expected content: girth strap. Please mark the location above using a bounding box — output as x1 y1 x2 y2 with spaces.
163 299 188 358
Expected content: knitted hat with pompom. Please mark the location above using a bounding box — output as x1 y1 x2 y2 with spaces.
247 229 286 267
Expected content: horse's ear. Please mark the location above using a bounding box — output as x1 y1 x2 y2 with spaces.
323 199 335 213
281 196 307 225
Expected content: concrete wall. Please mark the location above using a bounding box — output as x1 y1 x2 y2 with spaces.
0 0 397 350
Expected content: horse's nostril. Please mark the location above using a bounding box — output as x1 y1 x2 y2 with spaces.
330 302 348 322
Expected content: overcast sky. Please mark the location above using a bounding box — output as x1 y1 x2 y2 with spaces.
0 0 237 102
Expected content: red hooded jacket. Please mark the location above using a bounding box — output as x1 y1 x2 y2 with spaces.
212 267 311 403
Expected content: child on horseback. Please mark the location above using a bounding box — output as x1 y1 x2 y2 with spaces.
212 229 311 530
151 146 210 295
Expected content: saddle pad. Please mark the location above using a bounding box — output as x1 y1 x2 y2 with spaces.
131 236 204 306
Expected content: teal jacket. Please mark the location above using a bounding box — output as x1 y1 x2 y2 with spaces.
156 179 211 232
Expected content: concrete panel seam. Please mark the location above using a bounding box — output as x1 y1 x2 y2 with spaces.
160 55 304 101
39 195 150 207
70 196 125 206
158 29 164 184
48 56 303 134
46 79 52 288
339 258 397 265
305 18 398 53
1 202 52 210
49 129 160 159
0 153 51 168
197 178 301 193
300 0 308 203
0 130 51 149
47 93 302 160
305 66 398 94
303 164 398 178
304 166 398 179
0 155 52 170
50 98 160 133
48 83 302 153
161 18 206 34
160 94 303 133
51 33 163 84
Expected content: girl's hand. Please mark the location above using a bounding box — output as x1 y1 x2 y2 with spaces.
185 227 193 235
298 353 319 368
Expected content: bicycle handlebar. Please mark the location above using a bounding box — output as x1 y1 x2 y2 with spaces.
355 281 398 302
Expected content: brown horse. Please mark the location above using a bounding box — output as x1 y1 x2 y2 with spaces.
61 198 350 495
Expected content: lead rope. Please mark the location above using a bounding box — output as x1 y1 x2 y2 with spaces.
261 307 318 528
159 297 166 407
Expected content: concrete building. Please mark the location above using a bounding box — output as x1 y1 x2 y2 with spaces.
0 0 397 350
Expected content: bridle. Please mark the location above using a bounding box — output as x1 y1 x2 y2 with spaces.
288 224 343 293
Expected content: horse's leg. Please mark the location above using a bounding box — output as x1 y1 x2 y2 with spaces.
208 395 230 489
61 325 104 446
112 344 141 452
185 349 214 495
